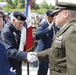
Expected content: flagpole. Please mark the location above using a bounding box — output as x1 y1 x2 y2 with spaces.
24 0 30 75
55 0 58 6
27 62 29 75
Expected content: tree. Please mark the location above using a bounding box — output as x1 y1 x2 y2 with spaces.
13 0 18 8
49 3 55 10
3 3 12 12
5 0 15 8
39 0 49 9
6 0 13 5
0 0 5 1
32 0 39 10
17 0 25 9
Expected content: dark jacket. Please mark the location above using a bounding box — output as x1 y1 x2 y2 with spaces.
0 42 16 75
1 22 27 69
35 21 57 52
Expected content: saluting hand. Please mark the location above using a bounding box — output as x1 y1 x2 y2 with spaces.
48 20 55 30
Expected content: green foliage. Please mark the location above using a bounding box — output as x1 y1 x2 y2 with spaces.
0 0 6 2
49 5 55 10
3 3 12 11
32 0 39 10
6 0 12 5
13 0 18 8
3 8 24 12
31 8 46 14
39 0 49 9
10 9 24 12
5 0 15 8
3 0 55 14
17 0 25 9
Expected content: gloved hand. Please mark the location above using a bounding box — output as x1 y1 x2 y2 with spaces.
27 52 38 63
9 67 16 75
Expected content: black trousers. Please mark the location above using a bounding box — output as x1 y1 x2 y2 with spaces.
13 63 22 75
37 61 48 75
9 58 22 75
16 65 22 75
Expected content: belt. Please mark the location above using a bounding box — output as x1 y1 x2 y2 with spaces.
50 66 66 73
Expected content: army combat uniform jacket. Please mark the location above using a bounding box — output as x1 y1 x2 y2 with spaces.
37 20 76 75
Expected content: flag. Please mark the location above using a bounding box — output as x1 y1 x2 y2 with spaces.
30 0 32 10
19 1 33 75
19 0 33 52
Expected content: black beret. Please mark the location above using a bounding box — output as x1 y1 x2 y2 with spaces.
46 10 54 17
52 2 76 15
13 11 27 21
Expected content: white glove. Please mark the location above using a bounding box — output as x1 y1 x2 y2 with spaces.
10 67 16 72
27 52 38 63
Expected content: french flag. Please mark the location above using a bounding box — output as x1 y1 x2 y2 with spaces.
19 0 33 52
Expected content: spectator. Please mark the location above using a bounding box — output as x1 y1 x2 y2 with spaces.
0 10 5 35
34 10 57 75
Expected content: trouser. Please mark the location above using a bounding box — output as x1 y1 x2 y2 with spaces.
37 61 48 75
16 65 22 75
9 58 22 75
12 63 22 75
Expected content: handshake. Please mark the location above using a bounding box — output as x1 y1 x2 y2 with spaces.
27 52 38 63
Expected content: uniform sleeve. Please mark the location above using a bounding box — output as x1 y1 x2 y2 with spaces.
37 47 52 61
1 31 27 61
35 22 51 40
65 30 76 75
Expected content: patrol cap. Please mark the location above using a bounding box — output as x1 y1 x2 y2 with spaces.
52 2 76 15
13 11 27 21
46 10 54 17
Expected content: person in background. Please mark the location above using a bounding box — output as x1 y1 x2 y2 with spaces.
0 42 16 75
4 12 9 23
29 2 76 75
34 10 57 75
1 11 29 75
0 10 5 36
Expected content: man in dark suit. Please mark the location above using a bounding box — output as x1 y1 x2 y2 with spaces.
1 12 28 75
0 42 16 75
34 10 57 75
29 2 76 75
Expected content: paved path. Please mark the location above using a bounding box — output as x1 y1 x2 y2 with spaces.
22 63 49 75
22 63 38 75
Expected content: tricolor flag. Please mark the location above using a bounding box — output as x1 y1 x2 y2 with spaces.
19 0 33 52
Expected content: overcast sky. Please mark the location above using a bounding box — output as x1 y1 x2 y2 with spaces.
36 0 76 6
36 0 55 5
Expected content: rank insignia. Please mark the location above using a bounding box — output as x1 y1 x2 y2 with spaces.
17 16 21 19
